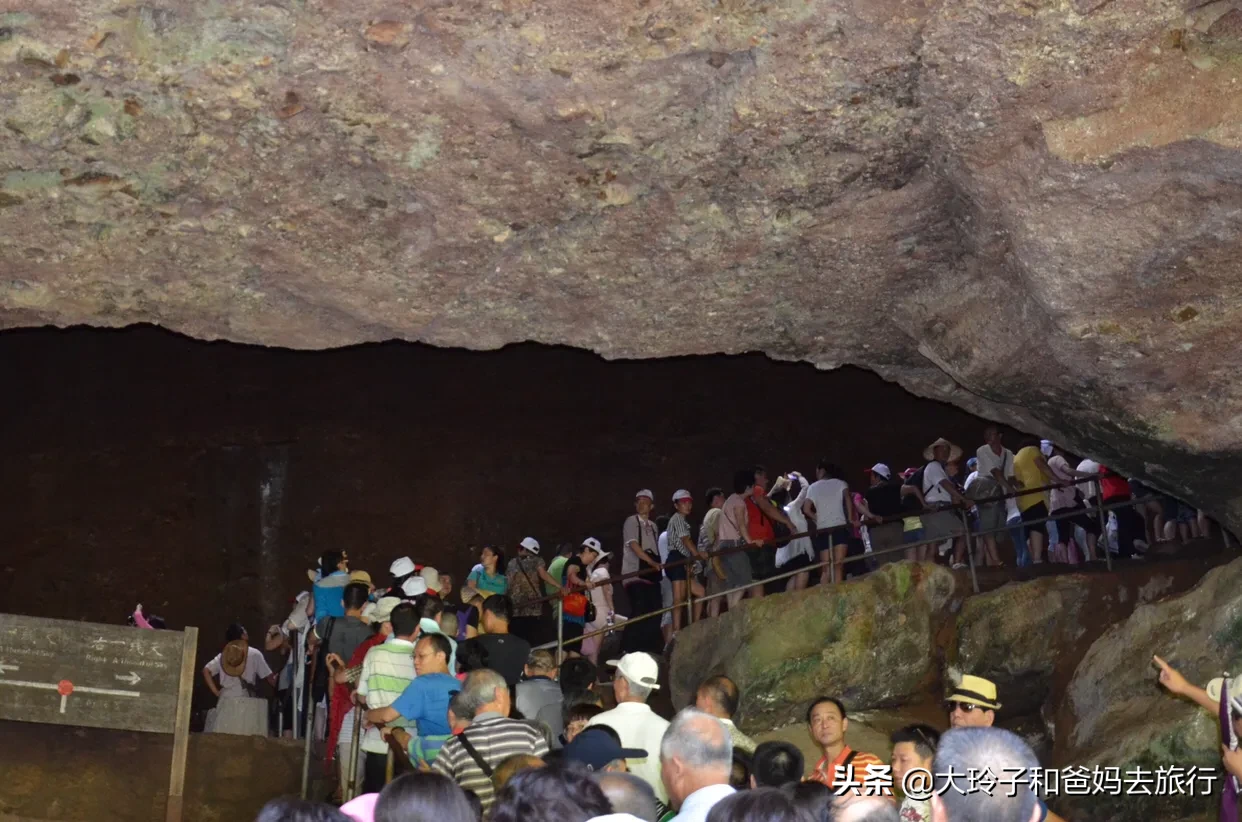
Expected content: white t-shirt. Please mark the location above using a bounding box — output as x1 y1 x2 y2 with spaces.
588 702 671 803
776 483 814 566
658 531 670 580
806 478 849 529
206 647 273 698
922 461 952 505
1047 455 1080 511
975 445 1015 483
1077 459 1102 502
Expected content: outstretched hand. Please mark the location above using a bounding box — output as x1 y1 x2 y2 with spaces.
1153 655 1188 696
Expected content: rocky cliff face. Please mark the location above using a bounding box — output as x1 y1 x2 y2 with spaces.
3 0 1242 522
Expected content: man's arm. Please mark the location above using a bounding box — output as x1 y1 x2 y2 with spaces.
625 518 662 570
367 705 401 726
939 479 970 508
201 667 220 698
1153 655 1219 712
756 494 794 529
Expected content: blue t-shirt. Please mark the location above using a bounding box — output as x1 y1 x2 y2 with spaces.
312 572 350 619
467 567 508 596
391 673 460 758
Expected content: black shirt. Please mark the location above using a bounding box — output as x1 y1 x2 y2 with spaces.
563 557 587 587
458 633 532 690
864 481 904 519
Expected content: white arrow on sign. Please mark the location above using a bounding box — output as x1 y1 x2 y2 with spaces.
0 662 18 675
114 671 141 686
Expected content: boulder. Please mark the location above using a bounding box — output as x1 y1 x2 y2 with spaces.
669 562 957 733
1057 557 1242 821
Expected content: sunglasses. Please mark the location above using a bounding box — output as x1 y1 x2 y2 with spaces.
946 701 986 713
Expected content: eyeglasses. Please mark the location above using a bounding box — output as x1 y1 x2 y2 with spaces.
946 701 982 713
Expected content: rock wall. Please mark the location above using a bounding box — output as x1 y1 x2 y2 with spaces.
2 0 1242 527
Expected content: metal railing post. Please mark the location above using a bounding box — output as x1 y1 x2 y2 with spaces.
1095 480 1112 571
687 585 695 625
960 509 979 594
829 539 837 585
346 705 363 801
300 632 315 800
556 608 564 666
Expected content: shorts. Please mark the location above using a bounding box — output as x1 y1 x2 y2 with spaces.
1176 503 1197 524
813 528 850 556
1020 502 1049 537
748 546 776 583
903 528 925 544
775 553 811 574
1050 504 1101 537
717 539 753 590
664 559 688 582
922 509 963 542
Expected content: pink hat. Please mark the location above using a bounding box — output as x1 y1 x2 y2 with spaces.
340 792 378 822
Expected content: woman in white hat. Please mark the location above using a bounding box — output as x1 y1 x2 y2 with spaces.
580 540 618 664
506 537 564 642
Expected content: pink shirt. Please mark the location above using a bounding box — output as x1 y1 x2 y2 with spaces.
718 493 748 542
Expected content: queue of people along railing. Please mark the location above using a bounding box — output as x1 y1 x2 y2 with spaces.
533 475 1232 661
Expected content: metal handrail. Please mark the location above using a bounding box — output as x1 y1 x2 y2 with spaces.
536 493 1166 657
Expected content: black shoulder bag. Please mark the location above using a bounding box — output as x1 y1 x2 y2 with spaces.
457 732 494 778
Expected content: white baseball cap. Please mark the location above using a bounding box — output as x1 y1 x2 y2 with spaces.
520 536 541 554
635 489 654 501
389 557 416 577
606 652 661 690
1206 674 1242 715
870 463 892 480
581 537 602 552
371 596 403 623
672 489 692 503
401 576 428 597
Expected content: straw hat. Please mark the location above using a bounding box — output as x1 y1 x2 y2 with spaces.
946 674 1001 710
923 437 963 463
221 640 248 677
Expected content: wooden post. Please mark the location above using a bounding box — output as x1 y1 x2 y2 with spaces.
166 626 198 822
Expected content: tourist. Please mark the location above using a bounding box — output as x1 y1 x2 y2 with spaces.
458 593 483 641
581 541 616 664
357 602 420 792
728 749 753 790
803 461 853 586
373 772 478 822
779 782 832 820
313 551 352 619
507 537 563 643
491 753 546 793
1044 442 1101 562
889 724 939 822
829 796 901 822
945 674 1000 728
420 567 442 599
489 762 613 822
415 595 458 674
716 470 760 610
660 709 735 822
861 464 905 566
385 556 417 599
742 465 795 598
751 741 804 787
349 570 374 596
971 427 1016 567
898 468 927 561
656 515 674 645
1013 439 1055 564
564 726 647 772
588 653 671 803
564 701 606 745
432 668 551 812
367 633 460 765
563 539 602 657
458 596 532 689
622 489 665 655
313 582 375 669
401 575 429 600
516 650 562 731
557 656 600 715
930 728 1040 822
1153 655 1242 778
697 488 728 618
804 697 884 791
694 675 756 755
771 474 813 592
439 572 455 601
465 546 508 599
255 798 351 822
1099 466 1147 558
595 770 660 822
701 787 812 822
910 439 971 569
203 623 275 736
548 542 576 624
667 490 709 633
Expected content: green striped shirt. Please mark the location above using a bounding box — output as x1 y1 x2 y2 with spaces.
356 637 416 754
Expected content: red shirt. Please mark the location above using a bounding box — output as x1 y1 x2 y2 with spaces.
745 488 776 542
1099 468 1130 501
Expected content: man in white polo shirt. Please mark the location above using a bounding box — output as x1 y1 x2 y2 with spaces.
588 652 671 804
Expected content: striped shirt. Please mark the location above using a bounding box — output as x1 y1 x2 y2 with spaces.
356 637 416 754
808 747 888 794
432 713 549 812
667 512 693 558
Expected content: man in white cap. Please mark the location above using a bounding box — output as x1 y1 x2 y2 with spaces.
861 463 905 563
622 490 664 655
386 556 417 598
400 575 428 599
667 490 708 634
508 536 563 643
589 653 671 803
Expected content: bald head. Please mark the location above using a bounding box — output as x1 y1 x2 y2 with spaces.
836 796 901 822
594 771 658 822
695 675 740 720
660 708 733 809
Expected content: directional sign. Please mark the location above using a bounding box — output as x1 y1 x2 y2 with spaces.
0 613 187 733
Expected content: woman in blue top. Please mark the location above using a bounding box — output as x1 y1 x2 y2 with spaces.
464 545 508 598
311 550 350 619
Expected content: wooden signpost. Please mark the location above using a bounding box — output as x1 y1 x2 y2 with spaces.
0 614 198 822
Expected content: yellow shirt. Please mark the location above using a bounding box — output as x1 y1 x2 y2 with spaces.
1013 446 1049 513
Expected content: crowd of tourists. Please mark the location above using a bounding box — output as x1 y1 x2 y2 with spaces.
249 653 1241 822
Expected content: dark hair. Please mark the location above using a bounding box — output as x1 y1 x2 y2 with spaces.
655 515 670 533
769 486 790 507
420 632 453 663
819 461 844 480
733 469 754 495
751 465 768 481
806 696 846 723
419 594 445 621
343 582 370 611
389 602 420 638
255 798 351 822
461 789 483 821
891 723 940 761
376 772 477 822
705 487 725 505
560 657 597 695
729 749 753 790
753 740 805 787
225 622 247 643
706 787 808 822
319 551 344 575
489 761 612 822
564 701 605 728
482 545 507 574
481 595 513 622
558 542 576 557
459 640 489 673
697 675 740 718
779 781 832 821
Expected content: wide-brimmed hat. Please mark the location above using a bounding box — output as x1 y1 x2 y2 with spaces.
349 570 373 588
946 674 1001 710
371 596 403 624
923 437 963 462
222 640 248 677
